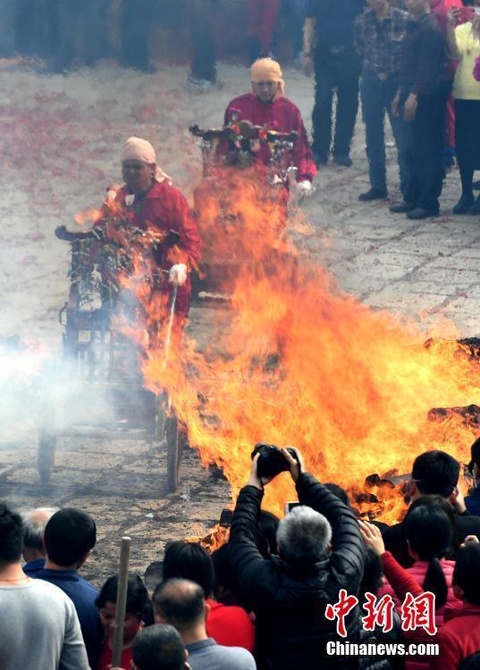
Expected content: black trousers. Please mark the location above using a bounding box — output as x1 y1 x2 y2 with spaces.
312 48 361 159
402 81 451 212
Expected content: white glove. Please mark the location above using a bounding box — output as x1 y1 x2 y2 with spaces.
169 263 188 286
296 180 313 195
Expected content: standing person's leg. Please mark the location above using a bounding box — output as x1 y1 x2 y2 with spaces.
453 99 475 213
258 0 280 56
386 81 412 201
52 3 78 72
332 50 361 166
189 0 216 84
359 71 388 199
120 0 152 71
290 0 308 62
312 51 335 165
247 0 262 63
408 85 449 217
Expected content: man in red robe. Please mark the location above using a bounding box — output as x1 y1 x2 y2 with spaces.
218 58 317 195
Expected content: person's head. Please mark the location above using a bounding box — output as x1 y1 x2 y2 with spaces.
0 501 24 567
96 573 149 642
405 0 430 18
21 507 58 562
250 58 285 104
324 482 351 507
162 541 214 598
410 450 460 502
211 543 235 602
132 624 190 670
258 510 279 557
121 136 157 194
276 505 332 567
468 437 480 481
152 578 206 634
404 503 454 561
43 508 96 569
459 651 480 670
453 543 480 605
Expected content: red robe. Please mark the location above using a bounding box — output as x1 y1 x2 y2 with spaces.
219 92 317 183
94 180 202 318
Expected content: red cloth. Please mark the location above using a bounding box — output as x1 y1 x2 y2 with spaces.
205 598 255 653
220 92 317 183
247 0 280 54
429 604 480 670
96 641 133 670
95 180 202 318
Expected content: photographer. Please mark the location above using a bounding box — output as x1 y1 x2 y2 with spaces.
228 446 365 670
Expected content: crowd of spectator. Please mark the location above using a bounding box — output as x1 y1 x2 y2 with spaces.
3 441 480 669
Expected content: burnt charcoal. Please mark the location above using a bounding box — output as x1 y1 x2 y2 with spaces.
428 404 480 427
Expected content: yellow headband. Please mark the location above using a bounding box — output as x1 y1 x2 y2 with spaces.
250 58 285 94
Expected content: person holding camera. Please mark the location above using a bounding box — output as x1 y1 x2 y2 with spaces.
228 445 365 670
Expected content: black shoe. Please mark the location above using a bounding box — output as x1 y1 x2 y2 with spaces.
469 195 480 215
314 152 329 166
389 201 416 213
333 153 352 167
359 187 388 202
453 194 475 214
406 207 439 220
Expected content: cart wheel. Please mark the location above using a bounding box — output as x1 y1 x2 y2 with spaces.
38 429 56 486
165 415 180 493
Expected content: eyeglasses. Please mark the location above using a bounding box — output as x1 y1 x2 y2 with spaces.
122 161 150 171
252 81 278 89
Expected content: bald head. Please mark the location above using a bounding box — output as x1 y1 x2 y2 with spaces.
152 579 206 632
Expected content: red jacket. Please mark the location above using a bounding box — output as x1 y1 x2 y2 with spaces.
429 603 480 670
220 93 317 183
206 599 255 652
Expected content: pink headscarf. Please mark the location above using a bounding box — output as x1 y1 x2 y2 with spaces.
250 58 285 96
121 137 171 183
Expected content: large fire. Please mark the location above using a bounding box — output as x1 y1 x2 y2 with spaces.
120 168 480 523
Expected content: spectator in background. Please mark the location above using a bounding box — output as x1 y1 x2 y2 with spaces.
430 543 480 670
153 578 256 670
282 0 309 66
161 540 255 652
465 437 480 515
131 624 190 670
382 450 480 565
247 0 280 63
228 447 365 670
96 573 150 670
120 0 155 72
446 2 480 214
36 507 104 668
354 0 410 201
21 505 58 577
302 0 364 167
186 0 219 92
0 501 89 670
388 0 450 220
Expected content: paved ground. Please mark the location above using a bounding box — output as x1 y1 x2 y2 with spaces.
1 61 479 584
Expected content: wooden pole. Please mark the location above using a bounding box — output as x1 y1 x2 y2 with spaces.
111 536 131 668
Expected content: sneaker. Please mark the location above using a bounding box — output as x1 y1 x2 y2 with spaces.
359 187 388 202
406 207 439 220
389 201 416 213
333 154 353 167
452 194 475 214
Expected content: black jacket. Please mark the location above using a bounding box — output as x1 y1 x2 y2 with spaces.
228 472 365 670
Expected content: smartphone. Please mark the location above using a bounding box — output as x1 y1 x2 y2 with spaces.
284 501 301 515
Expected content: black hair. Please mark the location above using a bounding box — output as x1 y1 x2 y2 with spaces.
359 546 384 601
43 508 96 566
468 437 480 474
257 510 279 557
460 651 480 670
411 450 460 497
211 543 235 591
0 501 24 565
162 541 214 597
324 482 351 507
404 504 453 608
152 578 205 631
132 624 186 670
96 573 149 618
454 543 480 606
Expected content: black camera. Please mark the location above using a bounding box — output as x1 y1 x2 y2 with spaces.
251 443 298 479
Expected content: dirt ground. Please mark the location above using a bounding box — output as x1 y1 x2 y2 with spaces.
1 57 479 587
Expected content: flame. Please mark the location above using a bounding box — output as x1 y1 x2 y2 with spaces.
112 168 480 523
73 207 102 229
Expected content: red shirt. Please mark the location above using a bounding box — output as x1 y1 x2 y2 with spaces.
219 93 317 183
206 598 255 653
